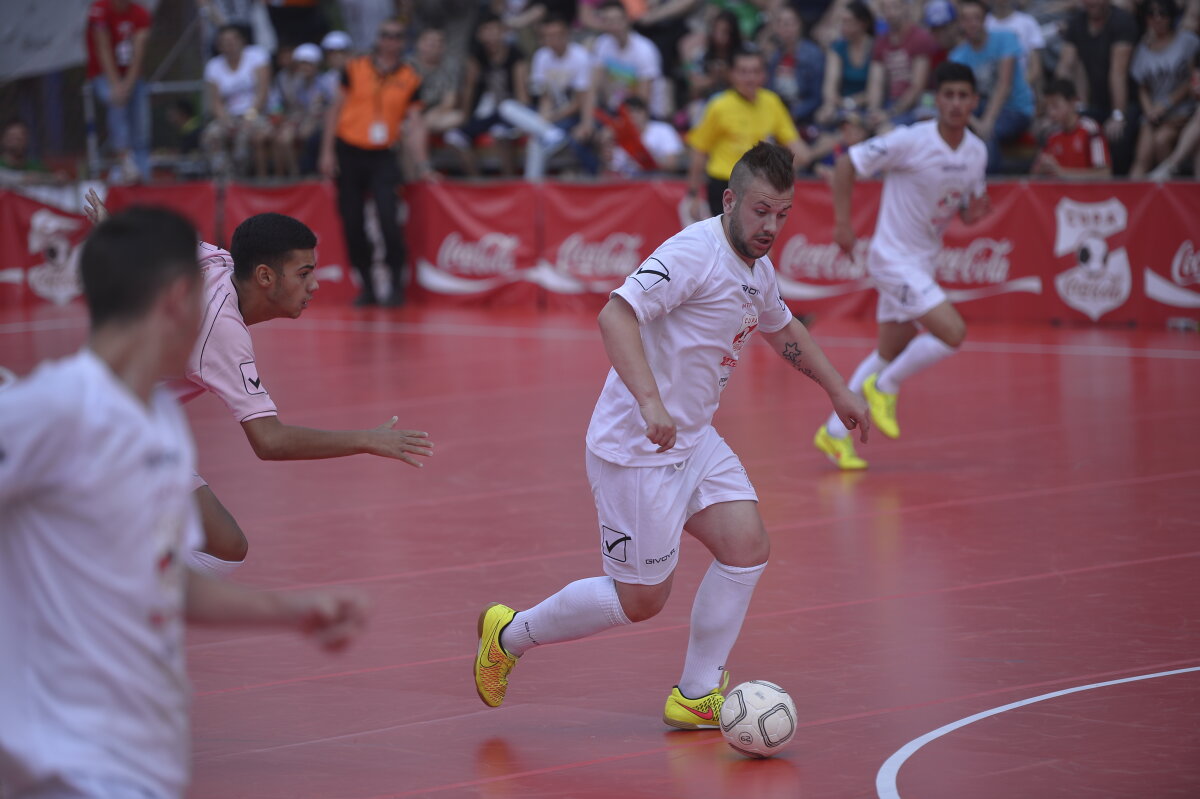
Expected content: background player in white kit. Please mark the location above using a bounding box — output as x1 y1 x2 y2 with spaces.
814 61 994 470
84 194 433 576
474 144 869 727
0 208 367 799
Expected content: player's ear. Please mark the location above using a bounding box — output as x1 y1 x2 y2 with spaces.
254 263 276 287
722 188 735 214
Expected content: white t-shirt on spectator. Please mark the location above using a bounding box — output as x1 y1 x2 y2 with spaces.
609 120 684 175
0 349 202 799
986 11 1046 54
586 216 793 467
848 120 987 267
592 31 663 114
204 45 271 116
531 42 592 111
165 243 279 423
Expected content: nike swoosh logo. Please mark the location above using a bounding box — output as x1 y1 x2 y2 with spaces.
680 705 714 721
478 639 504 670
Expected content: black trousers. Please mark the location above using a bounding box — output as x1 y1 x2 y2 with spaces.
706 176 728 217
334 139 406 302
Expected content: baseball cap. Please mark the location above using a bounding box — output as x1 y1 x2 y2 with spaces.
923 0 957 28
293 43 323 63
321 30 353 51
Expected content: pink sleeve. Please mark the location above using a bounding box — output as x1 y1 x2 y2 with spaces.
192 307 278 423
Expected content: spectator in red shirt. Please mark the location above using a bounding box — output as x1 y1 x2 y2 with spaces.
866 0 939 130
1032 78 1112 179
87 0 153 184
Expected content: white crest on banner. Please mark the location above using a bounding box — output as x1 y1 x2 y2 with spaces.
1144 240 1200 308
26 209 83 305
1052 198 1131 321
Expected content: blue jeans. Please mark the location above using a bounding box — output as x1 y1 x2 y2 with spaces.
92 76 151 180
984 107 1031 174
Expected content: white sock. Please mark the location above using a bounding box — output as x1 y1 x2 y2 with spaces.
500 576 632 657
826 351 887 438
678 560 766 699
187 550 244 577
876 333 956 393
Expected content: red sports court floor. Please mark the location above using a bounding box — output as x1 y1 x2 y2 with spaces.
3 304 1199 799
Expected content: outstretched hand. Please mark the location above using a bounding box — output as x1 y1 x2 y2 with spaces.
84 188 109 226
368 416 434 467
283 588 369 652
832 387 870 443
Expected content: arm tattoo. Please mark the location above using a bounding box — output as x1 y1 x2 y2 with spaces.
782 342 822 385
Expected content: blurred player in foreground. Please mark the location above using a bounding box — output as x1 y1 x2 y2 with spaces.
814 61 993 470
85 191 433 576
475 143 868 728
0 207 368 799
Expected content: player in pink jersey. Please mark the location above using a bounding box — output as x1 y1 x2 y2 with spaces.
85 192 434 575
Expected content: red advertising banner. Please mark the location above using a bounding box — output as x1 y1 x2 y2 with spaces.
406 181 541 306
3 180 1197 321
224 181 357 305
537 181 683 310
0 190 90 308
106 181 218 244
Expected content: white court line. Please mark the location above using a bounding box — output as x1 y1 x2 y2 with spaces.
4 315 1199 360
875 665 1200 799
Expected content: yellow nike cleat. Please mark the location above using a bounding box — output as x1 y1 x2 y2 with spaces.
814 425 868 470
663 671 730 730
863 373 900 439
475 603 518 708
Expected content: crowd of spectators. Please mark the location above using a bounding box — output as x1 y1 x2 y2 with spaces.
10 0 1199 188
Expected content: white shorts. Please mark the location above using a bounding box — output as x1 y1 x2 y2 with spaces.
870 254 947 323
585 427 758 586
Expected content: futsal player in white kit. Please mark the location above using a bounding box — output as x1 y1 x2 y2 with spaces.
474 143 869 727
0 208 367 799
84 194 433 576
814 61 994 470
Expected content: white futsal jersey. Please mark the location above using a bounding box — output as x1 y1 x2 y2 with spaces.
849 120 987 268
587 216 793 467
0 350 202 799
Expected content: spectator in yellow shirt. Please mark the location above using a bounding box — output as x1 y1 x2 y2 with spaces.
686 48 812 218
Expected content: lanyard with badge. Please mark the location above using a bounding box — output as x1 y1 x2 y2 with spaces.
369 58 394 146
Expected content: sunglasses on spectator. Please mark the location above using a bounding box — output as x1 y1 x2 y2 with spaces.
379 29 405 39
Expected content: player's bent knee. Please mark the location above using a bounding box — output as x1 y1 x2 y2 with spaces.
615 580 672 622
203 525 248 561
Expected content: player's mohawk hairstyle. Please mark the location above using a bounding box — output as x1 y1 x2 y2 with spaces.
729 142 794 196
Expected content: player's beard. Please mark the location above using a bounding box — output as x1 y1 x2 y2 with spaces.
727 210 771 262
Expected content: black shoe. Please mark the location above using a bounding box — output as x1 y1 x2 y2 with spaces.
382 291 405 308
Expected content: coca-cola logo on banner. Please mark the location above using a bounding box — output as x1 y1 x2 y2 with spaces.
1052 198 1131 321
522 233 648 294
437 232 519 276
416 231 524 295
773 234 872 300
938 237 1043 302
1144 240 1200 309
